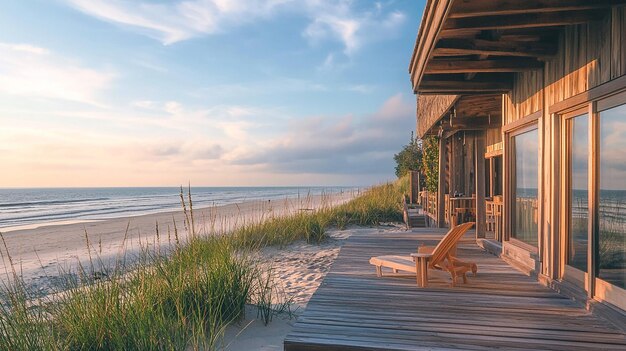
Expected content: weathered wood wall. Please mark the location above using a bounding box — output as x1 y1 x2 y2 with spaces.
485 126 502 155
416 94 459 137
504 7 626 123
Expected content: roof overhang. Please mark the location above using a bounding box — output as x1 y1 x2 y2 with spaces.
410 0 626 135
418 94 502 138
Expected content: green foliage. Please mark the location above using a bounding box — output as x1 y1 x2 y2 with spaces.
393 132 422 178
329 178 407 226
421 136 439 193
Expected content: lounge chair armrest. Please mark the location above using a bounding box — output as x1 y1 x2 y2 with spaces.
417 246 434 254
410 253 432 287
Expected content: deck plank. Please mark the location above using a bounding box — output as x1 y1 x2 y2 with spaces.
284 228 626 351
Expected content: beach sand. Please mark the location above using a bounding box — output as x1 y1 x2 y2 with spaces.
222 225 404 351
0 192 355 295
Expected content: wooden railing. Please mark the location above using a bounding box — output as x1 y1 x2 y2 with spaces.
420 191 505 240
419 191 439 222
448 196 475 226
418 191 451 226
486 197 503 241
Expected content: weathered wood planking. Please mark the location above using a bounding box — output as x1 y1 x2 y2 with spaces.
504 6 626 123
284 229 626 351
416 94 458 138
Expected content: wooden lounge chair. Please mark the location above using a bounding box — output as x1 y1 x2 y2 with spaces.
369 222 477 287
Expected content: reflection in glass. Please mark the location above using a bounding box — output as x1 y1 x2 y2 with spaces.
568 114 588 272
599 104 626 289
513 129 539 246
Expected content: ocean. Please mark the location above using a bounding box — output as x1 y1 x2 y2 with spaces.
0 187 355 230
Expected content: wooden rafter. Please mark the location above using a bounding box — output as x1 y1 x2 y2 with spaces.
425 58 543 74
449 0 626 19
441 10 607 37
449 116 501 129
418 79 512 94
433 38 557 58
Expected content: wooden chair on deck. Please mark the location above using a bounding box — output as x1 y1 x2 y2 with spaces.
369 222 477 287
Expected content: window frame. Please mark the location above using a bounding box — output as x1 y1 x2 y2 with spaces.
505 118 540 253
560 107 591 288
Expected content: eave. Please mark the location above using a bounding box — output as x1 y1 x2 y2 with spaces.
410 0 626 136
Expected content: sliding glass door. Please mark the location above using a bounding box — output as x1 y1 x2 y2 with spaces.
560 96 626 310
596 102 626 306
564 112 589 285
511 128 539 247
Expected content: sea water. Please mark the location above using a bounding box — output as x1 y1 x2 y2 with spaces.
0 187 355 230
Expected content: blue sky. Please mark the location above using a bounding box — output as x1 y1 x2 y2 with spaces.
0 0 423 187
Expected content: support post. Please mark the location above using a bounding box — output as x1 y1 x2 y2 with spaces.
489 157 495 197
437 136 447 228
475 132 486 239
409 171 419 204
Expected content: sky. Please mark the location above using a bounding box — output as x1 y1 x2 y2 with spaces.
0 0 423 188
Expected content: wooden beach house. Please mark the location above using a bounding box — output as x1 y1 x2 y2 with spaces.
284 2 626 349
412 0 626 314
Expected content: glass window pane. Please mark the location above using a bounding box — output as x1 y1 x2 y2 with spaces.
568 114 588 272
513 129 539 246
599 104 626 288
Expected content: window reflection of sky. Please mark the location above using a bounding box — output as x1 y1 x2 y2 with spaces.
515 129 538 193
572 115 588 190
600 105 626 191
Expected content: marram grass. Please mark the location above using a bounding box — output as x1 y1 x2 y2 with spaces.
0 178 406 350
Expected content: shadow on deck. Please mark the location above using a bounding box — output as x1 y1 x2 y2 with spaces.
284 228 626 351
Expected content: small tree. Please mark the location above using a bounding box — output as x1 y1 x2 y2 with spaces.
421 136 439 192
393 132 422 178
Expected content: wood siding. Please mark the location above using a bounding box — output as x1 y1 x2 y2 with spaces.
504 7 626 123
416 94 458 137
486 126 503 155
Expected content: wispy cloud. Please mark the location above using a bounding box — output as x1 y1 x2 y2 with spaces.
302 2 405 56
63 0 405 56
63 0 288 44
0 42 114 105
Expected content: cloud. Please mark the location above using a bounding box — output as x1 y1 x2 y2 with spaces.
0 94 410 186
0 42 114 105
302 3 405 56
63 0 286 44
600 118 626 190
63 0 405 55
142 141 224 161
230 93 414 174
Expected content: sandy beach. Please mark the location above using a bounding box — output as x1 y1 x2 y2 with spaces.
222 225 405 351
0 192 356 296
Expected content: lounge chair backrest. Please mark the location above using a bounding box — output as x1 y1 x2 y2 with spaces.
429 222 475 268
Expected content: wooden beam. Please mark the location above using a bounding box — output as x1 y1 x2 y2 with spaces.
475 131 486 239
409 0 455 91
449 0 626 19
437 136 447 228
419 80 512 94
433 38 557 58
449 117 502 130
425 59 542 74
441 10 607 37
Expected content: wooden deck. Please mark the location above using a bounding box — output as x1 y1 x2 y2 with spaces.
284 228 626 351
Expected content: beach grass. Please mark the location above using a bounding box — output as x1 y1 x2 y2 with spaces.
0 178 406 350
